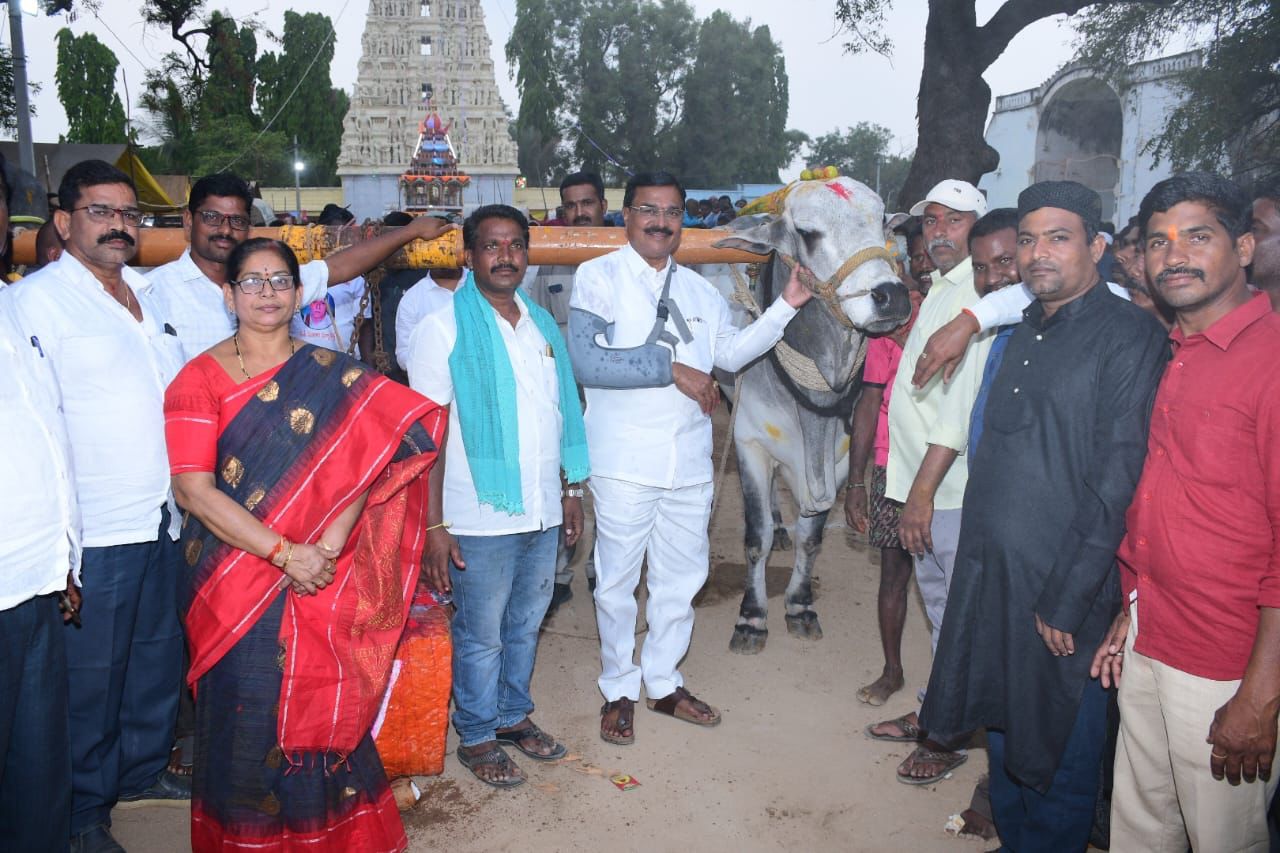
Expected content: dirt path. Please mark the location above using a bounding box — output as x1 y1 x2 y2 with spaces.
113 412 994 853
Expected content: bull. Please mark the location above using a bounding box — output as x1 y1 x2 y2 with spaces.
704 177 911 653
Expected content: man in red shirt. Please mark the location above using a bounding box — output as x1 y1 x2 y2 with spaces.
1092 172 1280 851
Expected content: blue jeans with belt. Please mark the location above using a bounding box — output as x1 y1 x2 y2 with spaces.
66 508 183 833
449 528 558 748
0 592 71 851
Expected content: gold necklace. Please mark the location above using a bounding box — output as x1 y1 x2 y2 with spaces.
234 334 295 380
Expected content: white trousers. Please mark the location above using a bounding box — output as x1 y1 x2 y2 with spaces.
590 476 713 702
1110 605 1279 852
914 507 963 656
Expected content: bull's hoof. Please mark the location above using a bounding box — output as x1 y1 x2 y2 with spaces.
785 611 824 641
772 527 793 551
729 625 768 655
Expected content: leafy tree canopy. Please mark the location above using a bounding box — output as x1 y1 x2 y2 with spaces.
805 123 912 207
54 28 128 143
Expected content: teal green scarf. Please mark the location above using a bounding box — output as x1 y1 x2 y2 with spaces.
448 272 590 514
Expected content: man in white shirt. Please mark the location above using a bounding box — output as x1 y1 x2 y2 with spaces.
867 179 991 786
410 205 588 789
9 160 189 852
523 170 611 613
146 173 452 362
568 171 811 745
0 198 79 852
395 269 459 370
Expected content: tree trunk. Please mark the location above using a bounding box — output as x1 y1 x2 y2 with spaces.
894 0 1000 210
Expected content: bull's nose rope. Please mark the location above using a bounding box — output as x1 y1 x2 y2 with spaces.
730 264 867 394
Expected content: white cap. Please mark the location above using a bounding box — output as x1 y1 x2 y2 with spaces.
908 179 988 218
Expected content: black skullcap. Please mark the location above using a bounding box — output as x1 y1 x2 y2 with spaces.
1017 181 1102 232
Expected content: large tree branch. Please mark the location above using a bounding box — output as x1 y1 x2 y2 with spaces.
976 0 1175 68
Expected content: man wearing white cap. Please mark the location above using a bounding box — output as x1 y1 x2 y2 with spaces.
865 179 993 785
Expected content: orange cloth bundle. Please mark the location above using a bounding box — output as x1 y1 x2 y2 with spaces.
372 591 452 777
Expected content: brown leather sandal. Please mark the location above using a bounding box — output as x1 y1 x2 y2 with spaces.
646 686 721 727
600 697 635 745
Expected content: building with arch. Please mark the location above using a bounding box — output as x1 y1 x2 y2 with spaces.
980 51 1202 224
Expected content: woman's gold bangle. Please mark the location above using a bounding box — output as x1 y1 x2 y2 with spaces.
426 521 452 532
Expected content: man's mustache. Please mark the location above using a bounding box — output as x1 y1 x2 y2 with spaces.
1155 266 1205 285
928 238 955 252
644 226 673 238
489 263 519 275
98 230 136 246
571 215 594 226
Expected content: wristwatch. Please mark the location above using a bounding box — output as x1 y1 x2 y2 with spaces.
564 487 585 499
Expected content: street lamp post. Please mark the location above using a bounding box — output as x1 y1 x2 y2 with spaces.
6 0 36 175
293 135 304 221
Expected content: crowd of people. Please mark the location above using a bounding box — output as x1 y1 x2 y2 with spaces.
0 148 1276 853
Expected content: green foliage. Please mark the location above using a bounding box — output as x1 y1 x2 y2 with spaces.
507 1 801 186
805 122 911 203
0 46 40 137
191 114 290 184
1073 0 1277 182
257 11 347 186
201 11 258 123
507 0 563 182
54 28 127 143
833 0 893 57
673 12 793 184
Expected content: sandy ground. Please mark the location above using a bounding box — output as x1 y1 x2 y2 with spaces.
113 409 996 853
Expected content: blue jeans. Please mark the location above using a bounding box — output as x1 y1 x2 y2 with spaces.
66 509 183 833
0 593 70 851
449 528 557 748
988 678 1109 853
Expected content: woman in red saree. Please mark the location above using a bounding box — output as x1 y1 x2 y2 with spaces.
164 238 446 852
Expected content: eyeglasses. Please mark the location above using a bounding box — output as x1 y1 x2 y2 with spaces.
628 205 684 221
72 204 144 226
231 274 296 294
196 209 251 231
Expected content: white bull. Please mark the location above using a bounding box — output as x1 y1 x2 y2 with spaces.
700 177 911 653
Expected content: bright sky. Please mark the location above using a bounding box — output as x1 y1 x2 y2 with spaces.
7 0 1081 179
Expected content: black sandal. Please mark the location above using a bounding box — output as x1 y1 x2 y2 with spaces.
495 721 567 761
600 697 635 745
455 743 525 789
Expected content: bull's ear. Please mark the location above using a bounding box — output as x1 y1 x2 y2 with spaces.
712 215 792 256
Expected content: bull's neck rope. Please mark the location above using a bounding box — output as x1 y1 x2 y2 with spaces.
775 245 896 330
730 263 867 394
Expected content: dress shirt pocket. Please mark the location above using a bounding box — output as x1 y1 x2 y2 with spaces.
1182 407 1253 488
984 390 1034 435
539 352 561 405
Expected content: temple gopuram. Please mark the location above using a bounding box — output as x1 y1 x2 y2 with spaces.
337 0 518 221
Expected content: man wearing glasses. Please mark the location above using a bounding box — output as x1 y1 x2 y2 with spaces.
147 173 452 362
568 171 811 745
8 159 191 852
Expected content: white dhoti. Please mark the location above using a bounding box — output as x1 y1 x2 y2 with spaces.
589 475 713 702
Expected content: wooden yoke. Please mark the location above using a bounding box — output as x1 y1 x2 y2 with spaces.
13 224 768 268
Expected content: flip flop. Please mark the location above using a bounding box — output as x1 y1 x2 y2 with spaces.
897 746 968 785
495 721 567 761
864 713 924 743
167 734 195 777
600 697 635 745
455 743 525 789
646 686 721 727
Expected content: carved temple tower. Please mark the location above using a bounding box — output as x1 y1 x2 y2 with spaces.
337 0 518 220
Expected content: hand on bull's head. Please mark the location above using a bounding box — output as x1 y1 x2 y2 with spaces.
781 264 814 309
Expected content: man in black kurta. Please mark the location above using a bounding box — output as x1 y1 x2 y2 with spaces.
919 181 1169 851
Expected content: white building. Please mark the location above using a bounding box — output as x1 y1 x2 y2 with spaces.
337 0 519 221
980 51 1202 224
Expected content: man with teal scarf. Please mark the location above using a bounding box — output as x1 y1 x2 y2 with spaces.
408 205 588 789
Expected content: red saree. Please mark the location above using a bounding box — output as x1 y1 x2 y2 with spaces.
165 347 446 852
